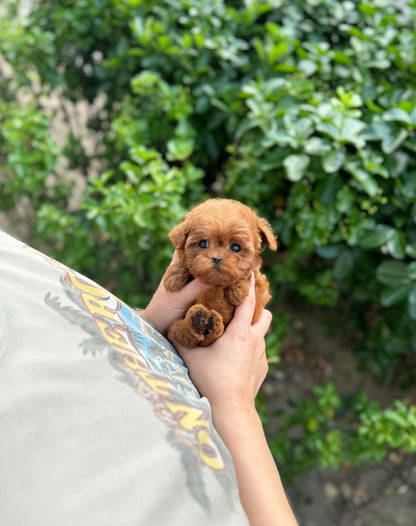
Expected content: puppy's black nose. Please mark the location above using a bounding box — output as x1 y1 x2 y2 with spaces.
212 256 222 265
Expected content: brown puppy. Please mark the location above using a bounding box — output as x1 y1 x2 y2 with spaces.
163 199 277 348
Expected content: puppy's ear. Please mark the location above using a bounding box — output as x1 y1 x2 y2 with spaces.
169 221 189 249
256 217 278 251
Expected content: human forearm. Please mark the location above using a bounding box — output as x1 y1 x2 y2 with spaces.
212 406 298 526
170 278 298 525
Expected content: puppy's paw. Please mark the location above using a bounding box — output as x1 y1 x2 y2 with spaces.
187 305 224 347
189 309 214 334
168 319 204 348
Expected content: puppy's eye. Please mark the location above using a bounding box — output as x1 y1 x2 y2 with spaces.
230 243 241 253
199 240 209 249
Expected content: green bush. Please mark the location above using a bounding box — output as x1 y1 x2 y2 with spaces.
0 99 66 213
1 0 416 478
270 382 416 481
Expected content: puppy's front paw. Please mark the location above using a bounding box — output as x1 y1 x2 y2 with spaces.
187 305 224 347
190 309 214 333
168 305 225 348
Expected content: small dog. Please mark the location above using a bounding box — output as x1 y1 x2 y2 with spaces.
163 199 277 348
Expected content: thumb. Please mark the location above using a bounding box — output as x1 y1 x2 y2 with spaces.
227 273 256 332
175 278 210 309
253 309 273 337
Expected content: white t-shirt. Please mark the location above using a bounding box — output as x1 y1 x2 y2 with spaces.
0 231 249 526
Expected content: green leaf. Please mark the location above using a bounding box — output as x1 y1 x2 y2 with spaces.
383 108 412 125
175 119 196 138
363 120 390 141
336 185 354 213
350 168 378 197
380 286 410 307
385 409 409 428
269 41 290 63
382 129 408 154
386 230 406 260
262 149 287 170
360 225 395 249
376 260 409 286
322 150 345 173
408 289 416 320
408 262 416 280
337 88 362 109
283 154 310 181
315 245 343 259
317 121 340 141
304 137 332 156
407 242 416 259
333 250 354 280
262 129 295 147
298 59 317 77
294 117 314 140
340 117 366 140
166 138 194 161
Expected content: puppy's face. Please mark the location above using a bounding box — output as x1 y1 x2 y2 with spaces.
169 199 277 287
183 216 257 287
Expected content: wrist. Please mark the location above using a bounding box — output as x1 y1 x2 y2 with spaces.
211 402 261 432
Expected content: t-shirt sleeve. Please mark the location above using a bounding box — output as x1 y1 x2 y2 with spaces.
0 231 249 526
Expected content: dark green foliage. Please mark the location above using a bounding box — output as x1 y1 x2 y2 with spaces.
270 382 416 481
1 0 416 477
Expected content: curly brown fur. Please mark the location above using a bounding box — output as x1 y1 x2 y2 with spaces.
163 199 277 348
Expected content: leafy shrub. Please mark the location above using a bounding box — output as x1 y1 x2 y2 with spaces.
270 382 416 481
1 0 416 477
0 97 70 227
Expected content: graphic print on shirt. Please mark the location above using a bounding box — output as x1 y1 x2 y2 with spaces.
39 255 235 513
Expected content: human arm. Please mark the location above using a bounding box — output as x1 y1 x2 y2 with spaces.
172 276 299 526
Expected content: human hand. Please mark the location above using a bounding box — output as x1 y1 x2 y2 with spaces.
172 274 272 414
139 252 210 334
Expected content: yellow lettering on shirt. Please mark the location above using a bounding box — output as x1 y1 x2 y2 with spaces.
82 293 118 321
38 251 228 474
138 371 175 398
197 429 225 471
165 401 209 431
68 272 108 298
95 319 132 351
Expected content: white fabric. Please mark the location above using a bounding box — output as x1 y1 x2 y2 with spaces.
0 231 249 526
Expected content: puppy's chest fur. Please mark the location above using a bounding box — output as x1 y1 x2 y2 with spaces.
197 287 236 327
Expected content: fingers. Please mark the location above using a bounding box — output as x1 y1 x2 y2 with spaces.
228 273 256 331
172 339 196 361
225 274 272 339
178 278 210 308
